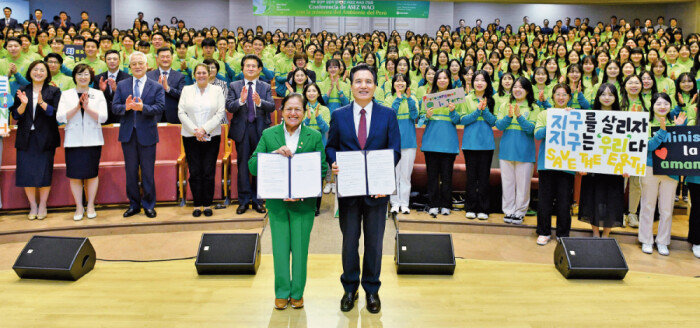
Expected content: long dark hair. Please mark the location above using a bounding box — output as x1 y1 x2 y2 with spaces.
391 73 411 96
593 83 621 111
650 92 673 122
509 76 535 107
471 70 495 113
431 69 453 93
620 74 646 111
303 82 326 107
675 72 697 106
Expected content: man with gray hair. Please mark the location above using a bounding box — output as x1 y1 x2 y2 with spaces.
112 51 165 218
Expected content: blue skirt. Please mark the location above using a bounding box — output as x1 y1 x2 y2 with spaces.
16 131 55 187
66 146 102 179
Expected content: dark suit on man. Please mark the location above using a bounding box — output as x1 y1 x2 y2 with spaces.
325 100 401 295
225 78 275 206
96 69 130 124
0 17 18 30
146 68 185 124
112 76 165 211
32 18 49 30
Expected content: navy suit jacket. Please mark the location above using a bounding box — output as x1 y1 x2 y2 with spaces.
0 18 17 30
225 79 275 143
111 77 165 146
96 70 131 124
325 100 401 206
146 69 185 124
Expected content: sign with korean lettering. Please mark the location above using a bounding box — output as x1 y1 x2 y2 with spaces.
422 88 466 111
652 126 700 176
545 108 648 176
64 45 86 61
0 76 12 135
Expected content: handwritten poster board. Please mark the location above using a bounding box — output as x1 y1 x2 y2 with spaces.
0 76 12 135
545 108 648 176
652 126 700 176
421 88 466 111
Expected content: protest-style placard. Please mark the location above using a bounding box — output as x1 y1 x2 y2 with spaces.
652 126 700 176
545 108 648 176
421 88 466 111
0 76 12 135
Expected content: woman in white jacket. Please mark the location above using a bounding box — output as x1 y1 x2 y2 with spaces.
178 63 226 217
56 64 108 221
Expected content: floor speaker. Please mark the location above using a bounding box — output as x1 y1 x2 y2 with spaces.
13 236 96 281
195 233 261 275
395 233 455 275
554 237 628 279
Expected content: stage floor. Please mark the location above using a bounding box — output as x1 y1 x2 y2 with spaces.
1 254 698 328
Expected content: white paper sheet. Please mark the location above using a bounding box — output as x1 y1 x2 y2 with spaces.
290 152 322 199
366 149 396 195
257 153 290 199
336 151 367 197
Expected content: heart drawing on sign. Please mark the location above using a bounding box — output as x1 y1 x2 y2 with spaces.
655 147 668 160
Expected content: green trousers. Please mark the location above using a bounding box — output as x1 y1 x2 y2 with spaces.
268 203 315 300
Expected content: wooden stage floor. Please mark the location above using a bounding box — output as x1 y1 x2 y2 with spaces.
1 254 698 328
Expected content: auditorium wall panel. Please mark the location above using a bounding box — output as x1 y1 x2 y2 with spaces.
28 0 110 26
113 0 230 29
2 0 29 23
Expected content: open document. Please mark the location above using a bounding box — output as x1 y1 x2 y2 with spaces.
257 152 322 199
336 149 396 197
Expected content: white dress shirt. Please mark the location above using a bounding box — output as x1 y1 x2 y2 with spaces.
352 101 372 139
31 91 38 130
132 75 147 97
107 69 119 81
239 78 258 106
284 124 301 155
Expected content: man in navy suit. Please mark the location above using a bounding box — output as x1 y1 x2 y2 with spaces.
97 49 131 124
326 64 401 314
32 9 49 30
146 47 185 124
0 7 18 30
112 51 165 218
226 54 275 215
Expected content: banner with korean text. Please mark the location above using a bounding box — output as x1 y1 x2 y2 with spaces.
545 108 648 176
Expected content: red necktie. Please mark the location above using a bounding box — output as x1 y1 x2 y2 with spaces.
358 108 367 149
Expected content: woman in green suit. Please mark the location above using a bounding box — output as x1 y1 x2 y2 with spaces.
249 93 327 310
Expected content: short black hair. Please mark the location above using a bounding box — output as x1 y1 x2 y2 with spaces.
201 37 216 48
241 54 263 69
156 47 172 55
349 63 377 85
3 7 11 12
202 58 219 72
26 60 52 87
84 38 99 47
44 53 63 65
104 49 120 59
4 36 20 48
71 63 94 84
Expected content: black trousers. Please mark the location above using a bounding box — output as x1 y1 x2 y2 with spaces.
536 170 574 237
235 123 261 206
463 150 493 213
686 183 700 245
184 136 220 207
121 131 156 210
338 197 387 294
425 151 456 209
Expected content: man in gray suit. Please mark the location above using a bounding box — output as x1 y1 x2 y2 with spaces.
226 54 275 214
146 47 185 124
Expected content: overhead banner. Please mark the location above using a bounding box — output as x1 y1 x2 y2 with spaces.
544 108 648 176
652 126 700 176
252 0 430 18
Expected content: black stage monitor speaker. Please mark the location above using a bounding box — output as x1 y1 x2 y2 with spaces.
554 237 628 279
13 236 96 281
195 233 261 275
395 233 455 275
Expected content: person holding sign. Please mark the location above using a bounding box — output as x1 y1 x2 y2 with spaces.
326 64 401 314
386 73 418 215
457 70 497 220
495 76 541 225
248 93 326 310
420 69 462 217
534 84 576 245
621 74 647 228
639 93 686 255
578 83 626 237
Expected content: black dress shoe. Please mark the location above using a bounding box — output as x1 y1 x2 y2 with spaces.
123 208 140 217
144 208 157 218
192 209 202 217
252 202 267 214
236 203 249 214
203 208 213 217
366 293 381 314
315 209 320 217
340 291 358 312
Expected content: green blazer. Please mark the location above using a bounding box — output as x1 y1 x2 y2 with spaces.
249 124 328 212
